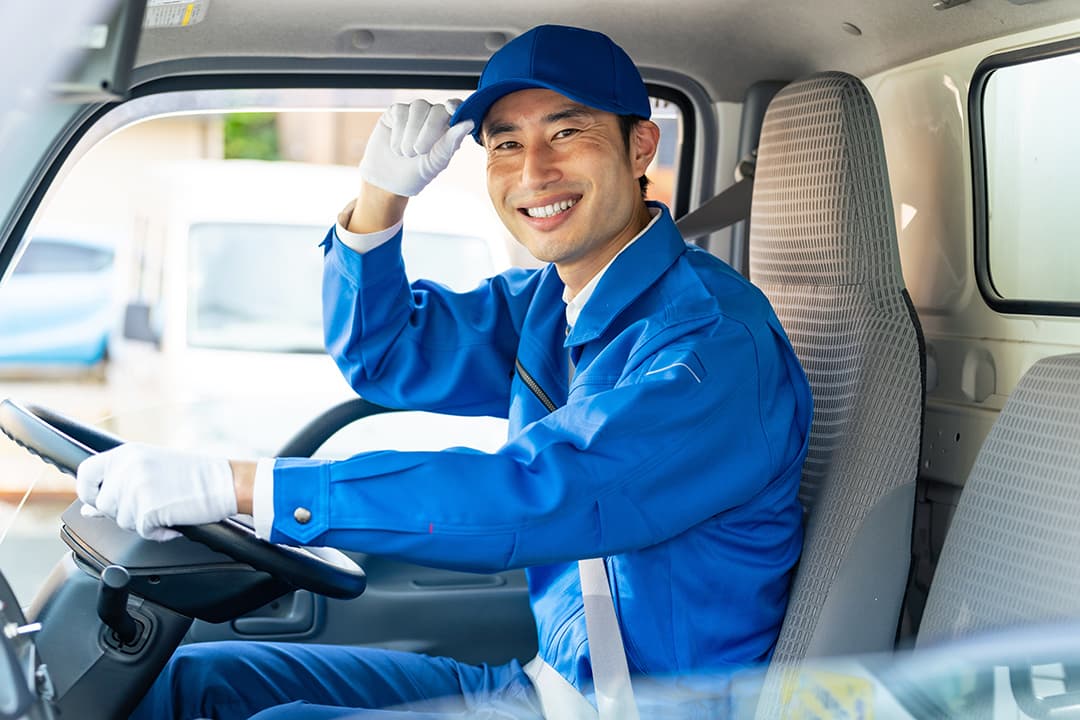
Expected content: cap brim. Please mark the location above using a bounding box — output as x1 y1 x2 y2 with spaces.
450 78 642 143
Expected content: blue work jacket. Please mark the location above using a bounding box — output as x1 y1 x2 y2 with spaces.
270 203 812 690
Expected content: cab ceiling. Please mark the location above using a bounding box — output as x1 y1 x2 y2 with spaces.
135 0 1080 101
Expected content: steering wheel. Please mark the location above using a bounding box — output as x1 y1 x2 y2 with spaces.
0 399 366 600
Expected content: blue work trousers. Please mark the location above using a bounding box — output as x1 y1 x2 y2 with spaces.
130 642 544 719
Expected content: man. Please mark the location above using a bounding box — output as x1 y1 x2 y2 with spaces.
79 24 811 720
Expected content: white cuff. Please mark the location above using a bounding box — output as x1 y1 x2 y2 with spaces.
253 458 277 540
335 199 402 253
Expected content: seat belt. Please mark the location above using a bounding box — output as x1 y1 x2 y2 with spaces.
522 350 641 720
569 350 640 720
522 563 639 720
580 557 640 720
675 150 756 240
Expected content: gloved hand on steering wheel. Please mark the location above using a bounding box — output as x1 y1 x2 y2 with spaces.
76 443 239 542
358 98 474 197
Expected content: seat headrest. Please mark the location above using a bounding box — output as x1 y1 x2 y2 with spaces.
749 71 903 293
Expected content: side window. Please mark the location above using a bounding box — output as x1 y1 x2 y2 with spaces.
978 46 1080 312
646 97 684 213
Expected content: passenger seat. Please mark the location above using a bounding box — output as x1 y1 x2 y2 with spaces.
917 353 1080 644
746 71 926 713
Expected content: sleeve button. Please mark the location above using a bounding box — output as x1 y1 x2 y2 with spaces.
293 507 312 524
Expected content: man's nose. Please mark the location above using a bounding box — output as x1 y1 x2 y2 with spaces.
520 143 561 189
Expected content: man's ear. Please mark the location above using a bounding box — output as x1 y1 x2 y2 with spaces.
630 120 661 177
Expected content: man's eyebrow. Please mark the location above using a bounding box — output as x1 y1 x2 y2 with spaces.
483 104 597 142
483 120 518 141
542 104 595 124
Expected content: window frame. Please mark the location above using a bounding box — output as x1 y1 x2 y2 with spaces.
971 36 1080 317
646 83 696 218
3 70 700 285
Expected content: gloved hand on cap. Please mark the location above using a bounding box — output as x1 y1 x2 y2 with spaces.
76 443 238 542
358 98 474 197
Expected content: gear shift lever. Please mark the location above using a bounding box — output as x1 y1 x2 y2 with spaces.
97 565 138 645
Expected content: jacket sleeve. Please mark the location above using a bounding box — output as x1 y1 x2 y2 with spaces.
271 316 812 574
322 226 537 417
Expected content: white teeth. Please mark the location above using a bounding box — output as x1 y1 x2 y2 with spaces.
525 198 577 218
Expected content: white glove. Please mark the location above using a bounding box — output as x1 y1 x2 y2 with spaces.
76 443 238 542
358 99 475 197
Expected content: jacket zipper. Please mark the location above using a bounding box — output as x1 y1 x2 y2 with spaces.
515 358 559 413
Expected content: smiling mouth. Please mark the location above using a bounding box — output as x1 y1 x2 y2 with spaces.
520 197 579 219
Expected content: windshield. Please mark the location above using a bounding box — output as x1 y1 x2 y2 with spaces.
0 85 680 607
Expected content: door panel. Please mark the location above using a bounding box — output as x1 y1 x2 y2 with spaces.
186 554 538 666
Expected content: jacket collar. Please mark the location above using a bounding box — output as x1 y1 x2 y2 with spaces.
563 207 661 327
564 202 686 347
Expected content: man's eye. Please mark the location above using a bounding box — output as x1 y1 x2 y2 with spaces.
492 140 521 151
554 128 579 140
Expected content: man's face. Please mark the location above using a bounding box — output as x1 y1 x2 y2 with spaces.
481 89 656 280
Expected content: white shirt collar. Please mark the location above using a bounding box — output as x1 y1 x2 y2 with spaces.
563 208 661 328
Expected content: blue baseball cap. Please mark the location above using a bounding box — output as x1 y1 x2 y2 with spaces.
450 25 651 142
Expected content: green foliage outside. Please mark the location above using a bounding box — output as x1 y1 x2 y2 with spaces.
224 113 280 160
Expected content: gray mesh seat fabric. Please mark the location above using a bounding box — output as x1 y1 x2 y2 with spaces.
748 71 925 674
917 354 1080 646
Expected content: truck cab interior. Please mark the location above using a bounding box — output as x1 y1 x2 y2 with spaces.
0 1 1078 718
